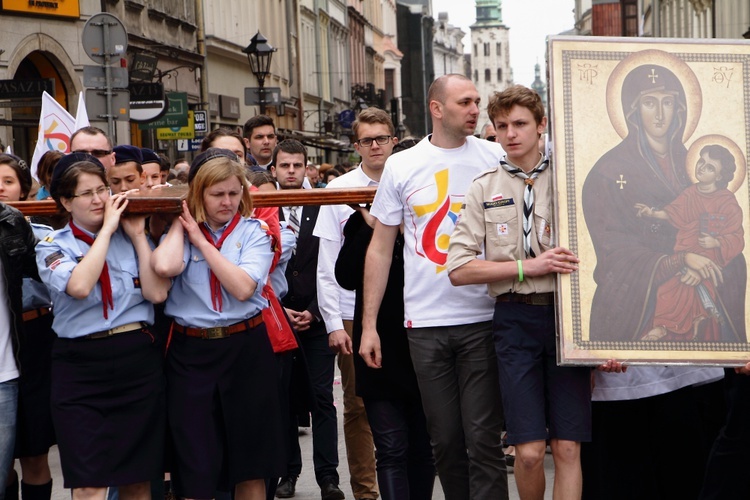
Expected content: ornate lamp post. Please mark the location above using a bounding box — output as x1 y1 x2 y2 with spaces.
242 31 276 115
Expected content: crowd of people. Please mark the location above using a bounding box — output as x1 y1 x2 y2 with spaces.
0 73 749 500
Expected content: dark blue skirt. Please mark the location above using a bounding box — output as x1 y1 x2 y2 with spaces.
51 328 166 488
166 322 284 498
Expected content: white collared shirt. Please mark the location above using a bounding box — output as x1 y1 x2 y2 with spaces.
313 165 378 332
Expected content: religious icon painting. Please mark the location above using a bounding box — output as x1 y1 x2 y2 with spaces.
549 36 750 365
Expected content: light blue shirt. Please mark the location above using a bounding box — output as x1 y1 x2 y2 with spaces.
23 222 53 311
35 225 154 338
36 186 51 200
165 217 273 328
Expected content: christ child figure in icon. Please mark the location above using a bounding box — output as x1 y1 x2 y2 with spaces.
635 143 744 341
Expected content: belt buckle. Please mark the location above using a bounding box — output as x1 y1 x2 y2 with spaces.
204 327 226 339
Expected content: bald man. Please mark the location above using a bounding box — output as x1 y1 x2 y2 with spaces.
359 74 508 499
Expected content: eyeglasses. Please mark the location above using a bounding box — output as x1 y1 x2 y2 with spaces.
486 135 496 142
72 149 112 158
72 185 109 201
356 135 392 147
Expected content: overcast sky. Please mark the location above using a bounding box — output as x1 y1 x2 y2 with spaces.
430 0 576 86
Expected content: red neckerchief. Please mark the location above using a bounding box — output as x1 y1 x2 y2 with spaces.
69 220 114 319
199 211 241 311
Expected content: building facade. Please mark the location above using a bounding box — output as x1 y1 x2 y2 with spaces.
0 0 405 165
0 1 104 160
381 0 404 135
203 0 297 133
470 0 512 130
433 12 466 79
576 0 750 39
104 0 202 155
397 0 434 137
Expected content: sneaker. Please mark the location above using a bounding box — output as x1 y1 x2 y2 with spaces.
276 477 297 498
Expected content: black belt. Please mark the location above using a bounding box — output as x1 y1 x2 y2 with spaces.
496 292 554 306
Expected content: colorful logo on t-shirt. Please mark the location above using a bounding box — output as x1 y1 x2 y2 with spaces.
410 169 463 273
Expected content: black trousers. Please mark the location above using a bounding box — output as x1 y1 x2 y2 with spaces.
582 381 724 500
285 324 339 485
700 370 750 499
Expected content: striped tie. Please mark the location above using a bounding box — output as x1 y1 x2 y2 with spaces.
287 206 300 253
499 157 549 257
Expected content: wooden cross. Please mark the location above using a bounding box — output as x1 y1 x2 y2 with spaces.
8 186 378 216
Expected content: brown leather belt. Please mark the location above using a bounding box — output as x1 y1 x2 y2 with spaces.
82 322 146 340
496 292 555 306
22 307 51 322
173 314 263 340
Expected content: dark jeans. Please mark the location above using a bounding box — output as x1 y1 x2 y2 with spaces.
363 397 435 500
286 326 339 485
408 322 508 500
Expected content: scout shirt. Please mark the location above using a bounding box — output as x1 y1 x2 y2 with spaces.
164 217 273 328
447 154 555 297
36 225 154 338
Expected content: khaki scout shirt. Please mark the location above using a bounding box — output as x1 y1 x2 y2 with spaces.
447 159 555 297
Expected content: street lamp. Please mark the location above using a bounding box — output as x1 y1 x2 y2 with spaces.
243 31 276 115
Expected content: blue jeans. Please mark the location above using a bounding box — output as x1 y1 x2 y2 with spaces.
0 379 18 500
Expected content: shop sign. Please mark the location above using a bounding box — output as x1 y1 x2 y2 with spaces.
0 79 54 99
156 111 195 140
2 0 80 18
138 92 188 129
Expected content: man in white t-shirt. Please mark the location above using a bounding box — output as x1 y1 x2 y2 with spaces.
314 108 399 500
360 74 508 499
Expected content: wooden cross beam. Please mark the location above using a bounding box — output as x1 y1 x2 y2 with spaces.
7 186 378 216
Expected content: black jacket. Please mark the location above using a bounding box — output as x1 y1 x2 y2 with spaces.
335 211 420 400
279 205 322 320
0 203 40 372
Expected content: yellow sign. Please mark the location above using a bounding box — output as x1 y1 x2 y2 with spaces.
2 0 80 18
156 111 195 140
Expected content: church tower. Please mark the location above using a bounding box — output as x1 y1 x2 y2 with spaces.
530 61 547 108
471 0 512 131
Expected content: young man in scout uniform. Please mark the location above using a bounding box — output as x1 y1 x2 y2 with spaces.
447 85 590 499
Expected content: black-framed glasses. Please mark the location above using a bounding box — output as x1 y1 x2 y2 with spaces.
72 149 112 158
72 185 109 201
356 135 392 147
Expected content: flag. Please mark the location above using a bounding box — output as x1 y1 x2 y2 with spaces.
74 91 90 131
29 91 77 179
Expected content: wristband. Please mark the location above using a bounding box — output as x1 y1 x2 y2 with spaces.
517 260 524 282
